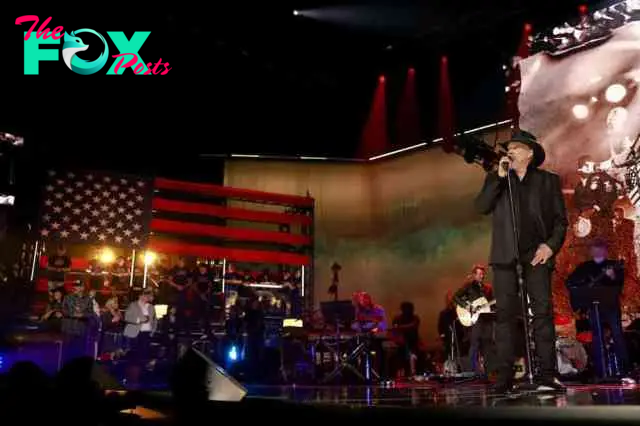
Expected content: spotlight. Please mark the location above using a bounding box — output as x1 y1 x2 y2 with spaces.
591 96 598 103
99 248 115 264
605 84 627 103
143 251 156 266
505 86 510 93
379 75 385 83
524 23 532 32
293 10 299 16
408 67 415 75
572 104 590 120
579 4 588 15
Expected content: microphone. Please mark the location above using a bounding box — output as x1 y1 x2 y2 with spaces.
500 155 512 171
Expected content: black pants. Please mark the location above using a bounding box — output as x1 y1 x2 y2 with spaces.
493 263 557 382
589 306 628 377
129 332 152 365
470 317 495 374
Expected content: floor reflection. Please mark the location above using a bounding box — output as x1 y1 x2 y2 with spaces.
245 382 640 408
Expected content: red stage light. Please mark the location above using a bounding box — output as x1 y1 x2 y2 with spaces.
408 67 415 75
441 56 448 64
524 23 532 32
579 4 588 15
379 75 385 83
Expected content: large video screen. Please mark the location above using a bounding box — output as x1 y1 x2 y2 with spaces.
520 0 640 312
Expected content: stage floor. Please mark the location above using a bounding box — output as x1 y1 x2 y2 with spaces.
244 382 640 408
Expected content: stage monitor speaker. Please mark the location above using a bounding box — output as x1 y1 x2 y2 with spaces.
173 347 247 402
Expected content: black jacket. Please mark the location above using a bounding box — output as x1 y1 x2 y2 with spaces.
474 168 568 266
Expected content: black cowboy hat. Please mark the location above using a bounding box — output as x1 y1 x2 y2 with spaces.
500 129 546 168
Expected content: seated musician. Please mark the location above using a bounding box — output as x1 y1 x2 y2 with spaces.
87 258 106 294
453 265 495 376
110 256 129 290
391 302 425 378
224 263 243 283
567 238 629 378
352 292 386 332
47 244 71 292
41 287 65 332
352 292 389 381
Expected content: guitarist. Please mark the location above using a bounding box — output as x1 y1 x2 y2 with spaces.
454 265 496 376
567 238 628 378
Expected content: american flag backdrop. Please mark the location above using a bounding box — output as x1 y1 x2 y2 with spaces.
38 170 153 248
38 171 313 266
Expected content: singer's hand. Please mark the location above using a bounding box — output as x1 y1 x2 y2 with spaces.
531 243 554 266
498 156 510 178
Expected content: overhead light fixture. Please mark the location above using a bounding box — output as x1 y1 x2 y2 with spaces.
0 132 24 146
0 195 15 206
369 142 427 161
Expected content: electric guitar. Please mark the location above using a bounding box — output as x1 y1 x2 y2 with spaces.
456 297 496 327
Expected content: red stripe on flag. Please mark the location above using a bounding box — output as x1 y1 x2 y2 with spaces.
154 178 313 208
150 218 311 246
152 198 312 226
148 238 311 265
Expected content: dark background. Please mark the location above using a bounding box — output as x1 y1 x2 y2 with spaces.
0 1 599 221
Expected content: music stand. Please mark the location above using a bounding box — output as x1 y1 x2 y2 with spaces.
319 301 370 383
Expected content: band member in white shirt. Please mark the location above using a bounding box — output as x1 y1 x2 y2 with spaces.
124 289 157 371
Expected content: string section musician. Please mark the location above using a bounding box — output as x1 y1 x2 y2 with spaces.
474 130 568 394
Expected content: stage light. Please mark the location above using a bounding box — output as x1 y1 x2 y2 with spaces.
0 354 4 371
99 248 115 264
0 194 15 205
502 65 507 70
379 75 385 83
605 84 627 103
293 10 299 16
143 251 156 266
579 4 588 15
505 86 510 93
524 23 532 32
591 96 598 103
227 346 238 362
572 104 590 120
408 67 415 75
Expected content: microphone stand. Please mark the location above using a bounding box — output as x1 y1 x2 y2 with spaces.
505 167 535 385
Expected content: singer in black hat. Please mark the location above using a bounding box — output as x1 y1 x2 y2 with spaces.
475 129 568 394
